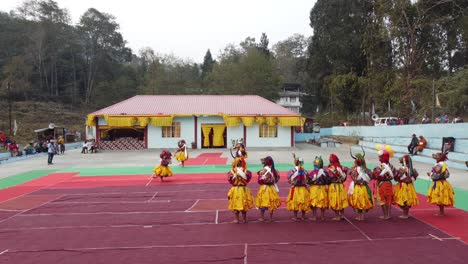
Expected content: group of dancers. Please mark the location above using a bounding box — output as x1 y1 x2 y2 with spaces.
226 144 455 223
150 140 455 223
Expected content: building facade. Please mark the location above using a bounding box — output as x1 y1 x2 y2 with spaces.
276 83 306 114
87 95 303 150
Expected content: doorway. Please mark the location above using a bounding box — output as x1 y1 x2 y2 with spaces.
201 124 226 148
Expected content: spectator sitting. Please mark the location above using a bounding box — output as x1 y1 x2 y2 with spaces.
414 135 427 155
81 140 89 154
407 134 418 155
8 141 20 157
0 131 6 149
24 141 36 155
90 140 98 153
453 116 464 123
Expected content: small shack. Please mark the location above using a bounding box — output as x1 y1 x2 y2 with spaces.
34 124 65 142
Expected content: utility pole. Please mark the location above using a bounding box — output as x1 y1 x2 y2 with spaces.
431 79 435 123
7 82 12 136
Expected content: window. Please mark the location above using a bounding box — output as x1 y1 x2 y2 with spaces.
162 122 181 137
259 124 278 138
290 97 297 103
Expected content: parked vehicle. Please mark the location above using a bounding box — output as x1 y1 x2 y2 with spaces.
374 117 399 126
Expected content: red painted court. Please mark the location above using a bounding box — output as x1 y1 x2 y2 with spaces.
0 171 467 264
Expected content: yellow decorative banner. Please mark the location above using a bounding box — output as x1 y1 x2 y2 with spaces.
150 116 173 126
86 115 96 126
277 116 304 126
241 117 255 127
137 117 149 127
255 117 265 125
265 117 277 126
223 116 241 127
107 117 137 127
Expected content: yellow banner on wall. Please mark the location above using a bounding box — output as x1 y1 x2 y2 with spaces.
86 115 96 126
107 117 137 127
241 117 255 127
223 116 241 127
277 116 304 126
150 116 173 126
265 117 277 126
137 117 149 127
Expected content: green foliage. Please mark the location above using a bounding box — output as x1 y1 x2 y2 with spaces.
206 46 281 100
437 68 468 115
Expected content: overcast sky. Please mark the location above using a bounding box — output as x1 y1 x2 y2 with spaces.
1 0 316 62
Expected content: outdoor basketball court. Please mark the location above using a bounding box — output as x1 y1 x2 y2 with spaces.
0 152 467 263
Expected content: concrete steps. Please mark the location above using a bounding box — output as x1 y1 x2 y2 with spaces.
354 141 467 170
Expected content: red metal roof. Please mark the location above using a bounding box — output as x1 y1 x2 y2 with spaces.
90 95 299 116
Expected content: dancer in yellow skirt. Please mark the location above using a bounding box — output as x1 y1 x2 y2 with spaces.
286 154 310 221
308 156 329 221
348 149 373 221
394 155 419 218
152 150 173 182
255 156 281 222
427 151 455 216
175 140 188 167
326 154 348 221
227 157 253 223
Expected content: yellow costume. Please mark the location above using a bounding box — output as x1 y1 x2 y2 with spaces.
227 158 253 211
255 157 281 211
175 140 188 162
153 150 173 178
427 155 455 206
286 159 310 212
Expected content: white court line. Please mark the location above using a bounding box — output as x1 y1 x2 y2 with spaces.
185 199 200 212
51 200 171 204
58 191 154 196
408 208 458 211
215 210 219 224
344 216 372 241
148 192 158 202
0 249 8 256
3 236 432 254
0 209 22 212
18 209 230 217
411 214 467 246
244 243 248 264
429 233 443 241
0 195 65 225
145 177 154 186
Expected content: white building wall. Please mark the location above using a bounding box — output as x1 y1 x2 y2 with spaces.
148 117 194 149
227 125 244 147
98 117 107 126
246 123 291 147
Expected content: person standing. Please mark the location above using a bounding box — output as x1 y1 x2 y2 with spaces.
227 157 253 223
326 154 349 221
175 140 188 167
255 156 281 222
308 156 329 221
427 152 455 216
348 150 374 221
372 148 395 220
47 140 55 165
286 155 310 221
394 155 419 218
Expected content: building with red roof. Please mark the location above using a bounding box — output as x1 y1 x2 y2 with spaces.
86 95 303 150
